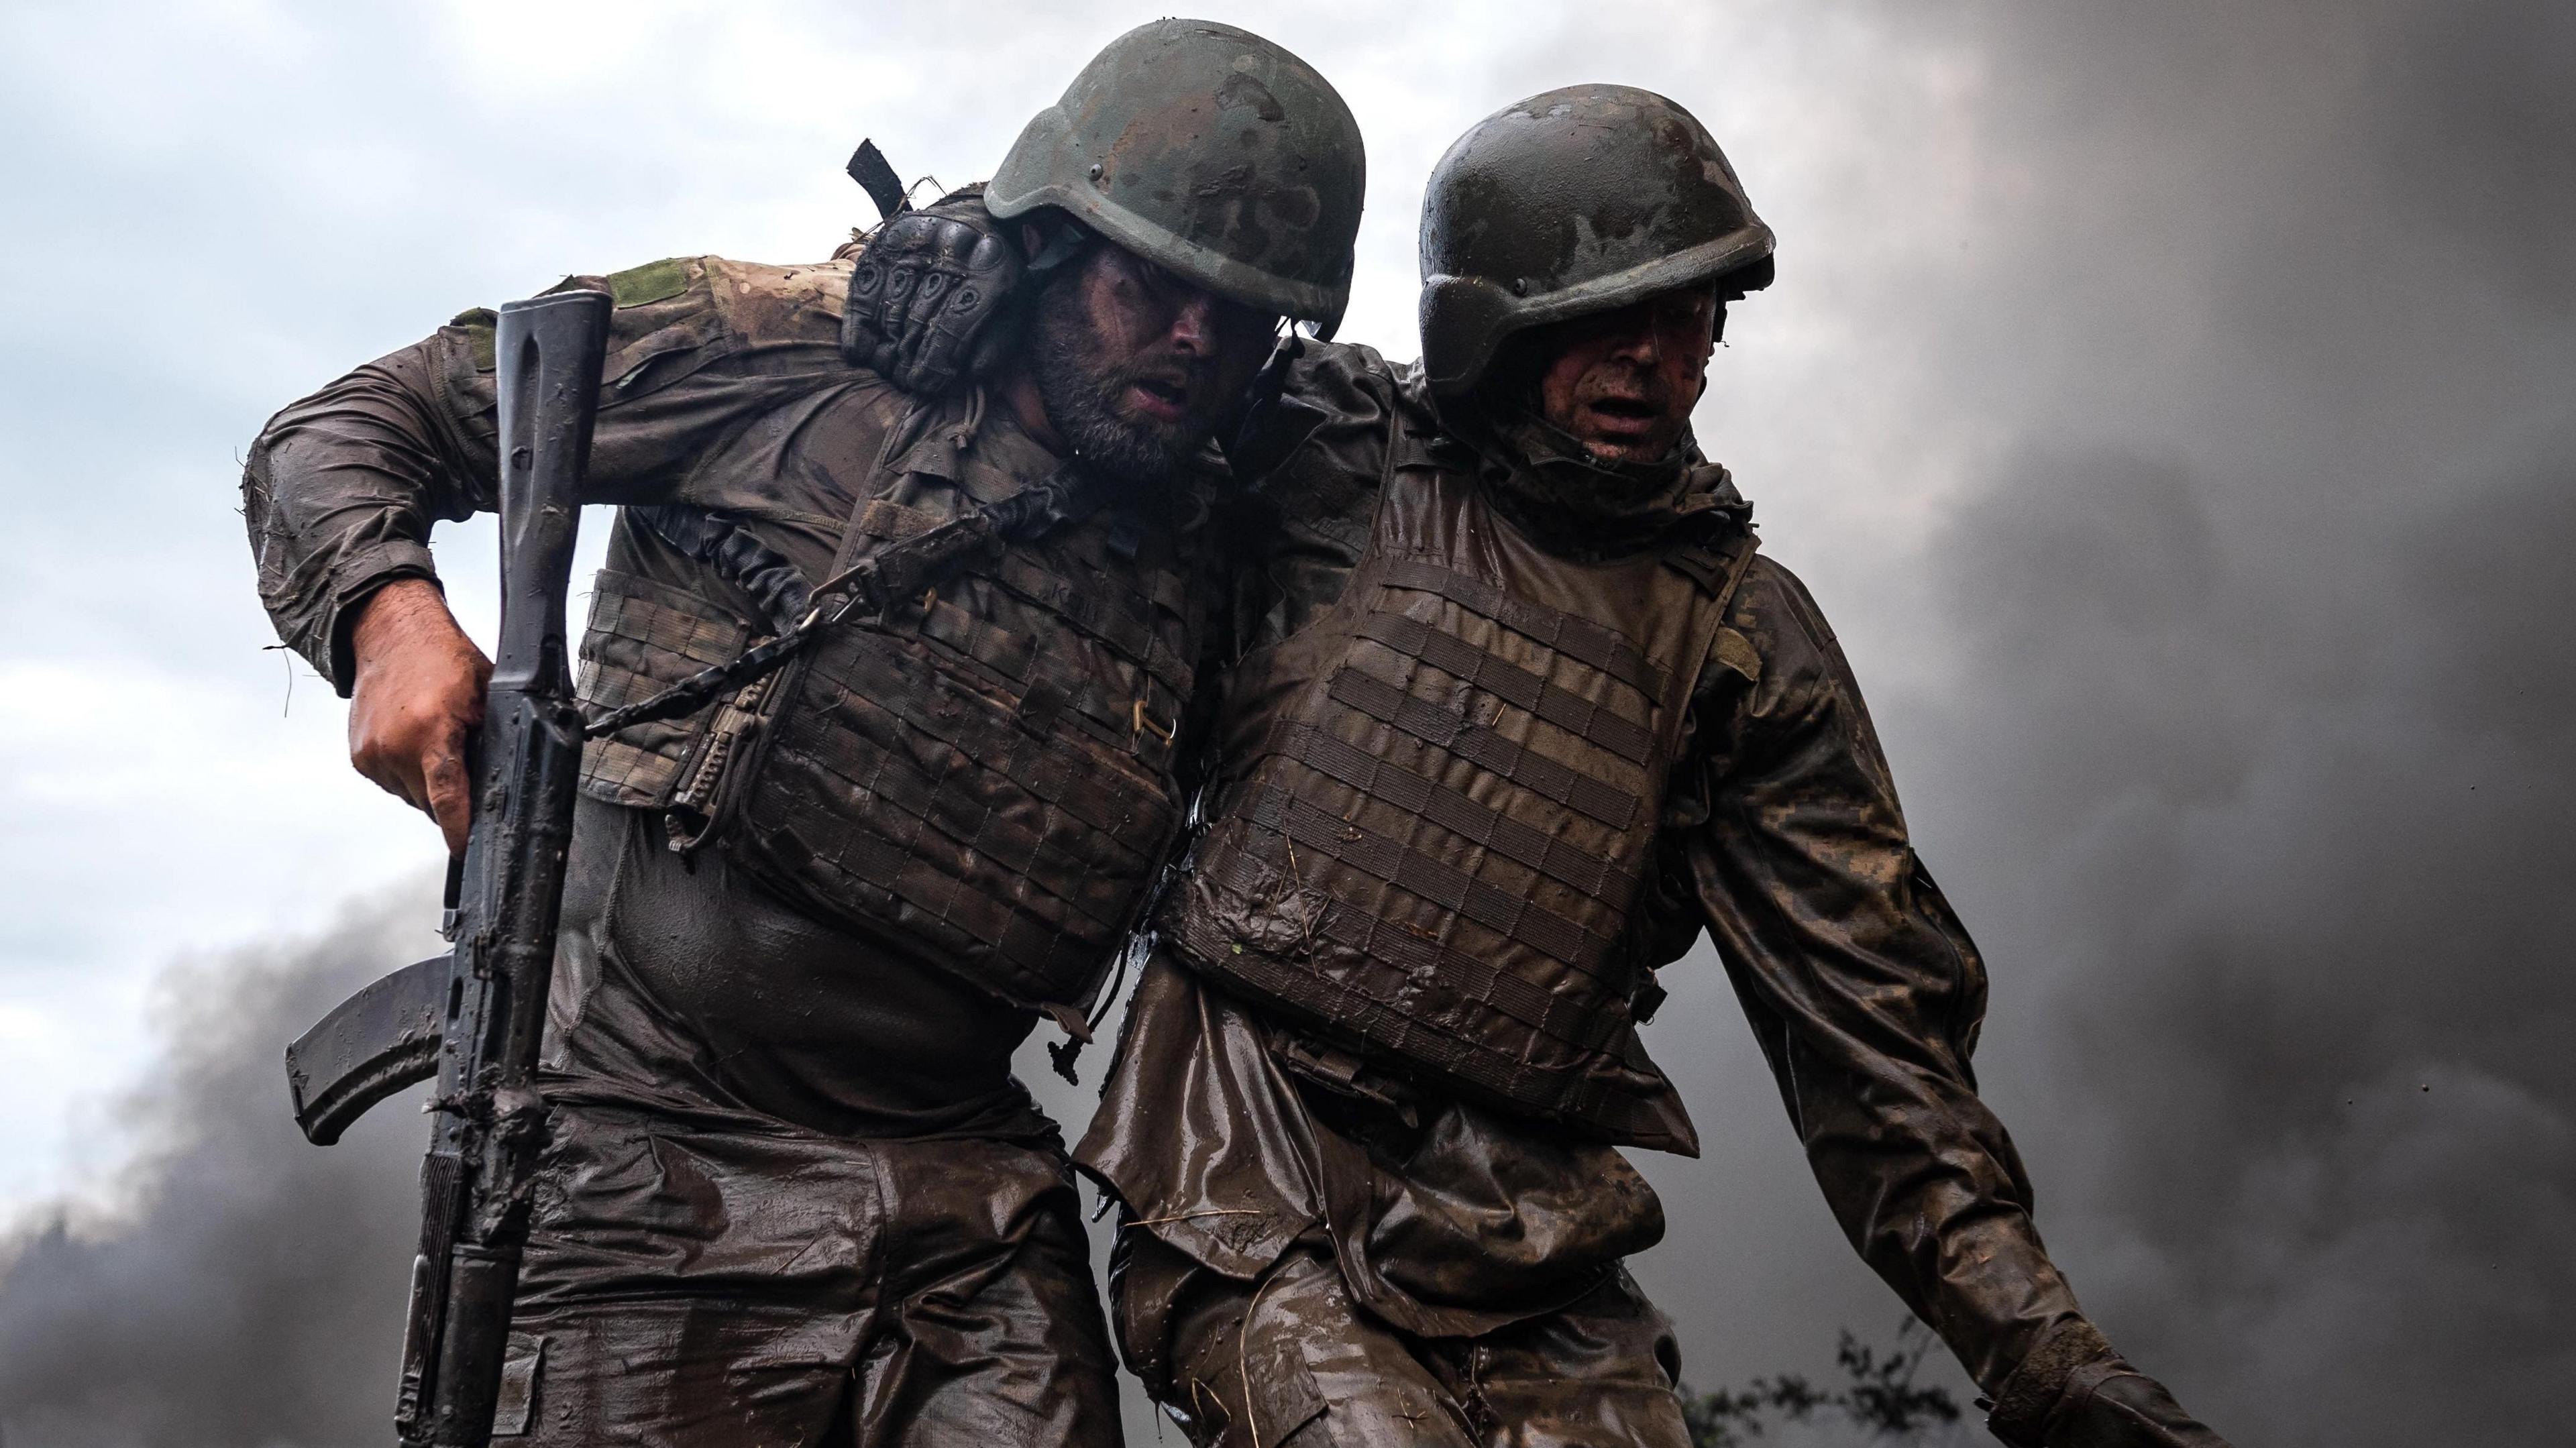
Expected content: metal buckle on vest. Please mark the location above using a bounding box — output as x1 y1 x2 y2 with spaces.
1131 698 1174 746
813 559 888 626
1629 972 1669 1025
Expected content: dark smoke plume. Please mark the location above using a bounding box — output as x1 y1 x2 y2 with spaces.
0 885 437 1447
1919 6 2576 1443
1636 4 2575 1445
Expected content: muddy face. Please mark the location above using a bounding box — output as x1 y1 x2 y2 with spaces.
1527 286 1719 465
1028 240 1277 485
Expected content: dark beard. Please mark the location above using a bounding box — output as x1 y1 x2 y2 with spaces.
1025 273 1208 488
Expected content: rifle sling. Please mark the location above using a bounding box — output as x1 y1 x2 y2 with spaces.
583 463 1105 739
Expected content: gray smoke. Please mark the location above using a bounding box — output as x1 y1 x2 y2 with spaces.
1634 3 2576 1445
0 884 442 1447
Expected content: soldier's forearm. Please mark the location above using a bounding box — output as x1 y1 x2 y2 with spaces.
1774 1036 2236 1445
1772 1040 2077 1386
349 577 467 678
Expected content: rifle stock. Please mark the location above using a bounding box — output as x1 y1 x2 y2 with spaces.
394 288 610 1447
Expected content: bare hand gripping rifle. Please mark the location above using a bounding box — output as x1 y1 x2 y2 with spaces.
284 289 610 1447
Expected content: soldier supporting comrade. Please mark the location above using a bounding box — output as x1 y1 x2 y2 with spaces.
242 21 1362 1447
861 84 2232 1448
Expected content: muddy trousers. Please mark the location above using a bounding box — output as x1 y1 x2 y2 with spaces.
495 1104 1123 1447
1114 1235 1690 1448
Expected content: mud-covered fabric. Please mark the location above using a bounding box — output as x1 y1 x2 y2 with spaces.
550 380 1217 1017
1113 1232 1688 1448
1169 420 1746 1135
549 794 1053 1141
724 393 1212 1015
1085 957 1660 1341
572 567 761 810
237 247 1189 1448
1078 339 2131 1412
246 249 1225 1019
244 255 856 691
500 1096 1120 1448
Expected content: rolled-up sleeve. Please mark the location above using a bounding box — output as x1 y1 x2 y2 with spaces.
1682 555 2094 1397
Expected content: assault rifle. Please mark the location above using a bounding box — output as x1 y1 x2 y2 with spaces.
283 289 609 1446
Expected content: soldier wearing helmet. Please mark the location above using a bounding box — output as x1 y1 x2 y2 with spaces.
239 21 1362 1446
865 84 2231 1448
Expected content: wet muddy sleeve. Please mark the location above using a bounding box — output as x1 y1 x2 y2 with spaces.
241 257 854 693
1680 556 2095 1398
241 325 492 692
1221 339 1400 655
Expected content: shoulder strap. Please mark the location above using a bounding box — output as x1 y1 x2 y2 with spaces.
1665 522 1760 608
1646 522 1762 761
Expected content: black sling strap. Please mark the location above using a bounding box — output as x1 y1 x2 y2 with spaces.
584 463 1106 740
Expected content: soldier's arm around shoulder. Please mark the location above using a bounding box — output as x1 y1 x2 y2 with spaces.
1676 555 2231 1448
241 255 851 691
1199 338 1409 656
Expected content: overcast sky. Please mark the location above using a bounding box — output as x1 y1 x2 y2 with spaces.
1 3 2569 1445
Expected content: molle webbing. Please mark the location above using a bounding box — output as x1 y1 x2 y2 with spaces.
580 462 1116 743
1351 612 1652 763
1171 848 1645 1119
1189 844 1633 1054
1381 559 1662 698
857 499 1196 709
784 640 1166 880
1234 784 1617 971
725 423 1201 1012
1259 720 1642 902
574 568 756 809
1171 454 1760 1133
747 616 1184 1004
1324 667 1638 830
568 388 1210 1017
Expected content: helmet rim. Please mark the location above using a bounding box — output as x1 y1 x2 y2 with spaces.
1416 82 1773 394
986 18 1362 339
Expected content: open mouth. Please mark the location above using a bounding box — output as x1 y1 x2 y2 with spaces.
1128 375 1191 421
1585 396 1660 427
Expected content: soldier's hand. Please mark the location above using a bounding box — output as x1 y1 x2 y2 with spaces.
842 197 1023 394
346 577 490 856
2037 1368 2232 1448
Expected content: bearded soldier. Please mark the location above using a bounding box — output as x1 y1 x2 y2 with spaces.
862 86 2231 1448
240 21 1362 1446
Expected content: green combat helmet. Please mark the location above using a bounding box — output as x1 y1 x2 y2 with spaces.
1417 85 1775 394
985 17 1366 337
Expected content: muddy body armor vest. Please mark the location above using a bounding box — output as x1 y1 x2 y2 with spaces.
572 394 1211 1022
1167 431 1756 1134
